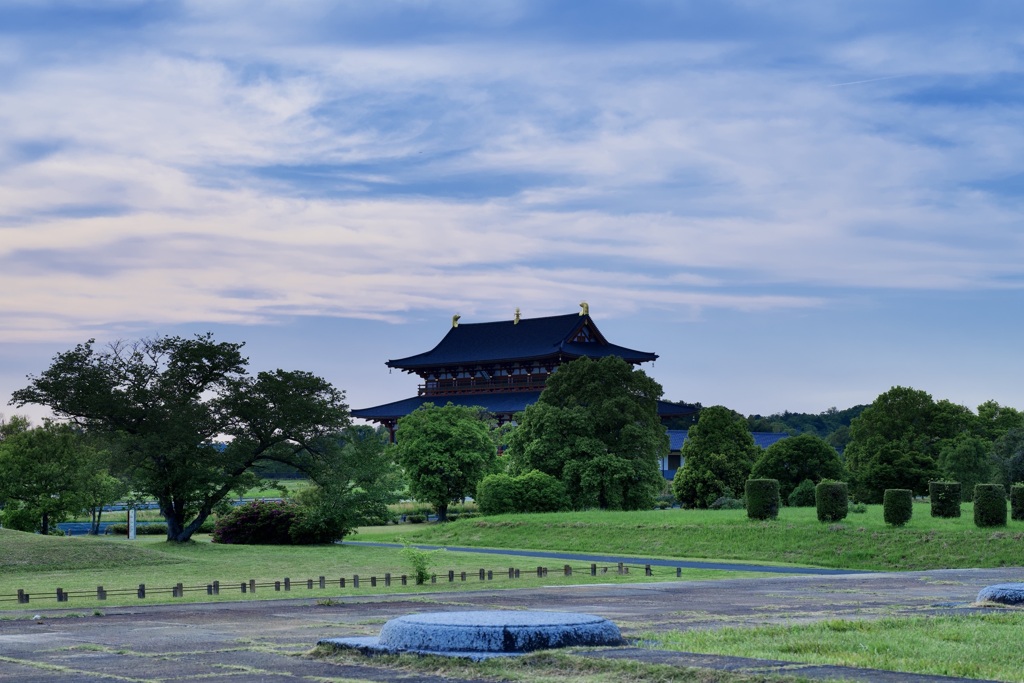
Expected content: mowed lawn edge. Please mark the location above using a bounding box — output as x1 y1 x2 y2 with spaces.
0 529 756 611
359 503 1024 571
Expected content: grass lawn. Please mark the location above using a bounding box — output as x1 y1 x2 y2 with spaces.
360 502 1024 571
641 612 1024 682
0 528 753 611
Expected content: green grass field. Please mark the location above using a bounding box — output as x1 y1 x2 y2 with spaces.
360 502 1024 571
641 612 1024 682
0 528 752 611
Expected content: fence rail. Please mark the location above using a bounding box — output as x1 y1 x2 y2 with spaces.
3 561 678 606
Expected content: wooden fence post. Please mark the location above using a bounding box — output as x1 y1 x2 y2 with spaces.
487 570 493 580
97 586 106 600
564 564 572 576
645 564 652 576
249 579 256 593
385 573 391 587
319 576 326 589
591 563 597 576
274 581 281 591
138 584 146 599
307 579 313 589
401 575 407 586
17 589 28 604
448 570 454 582
284 578 291 591
353 575 359 588
340 577 346 588
240 582 247 594
676 567 682 578
213 580 220 595
371 576 377 587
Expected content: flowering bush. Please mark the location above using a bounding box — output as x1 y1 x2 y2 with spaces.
211 500 297 545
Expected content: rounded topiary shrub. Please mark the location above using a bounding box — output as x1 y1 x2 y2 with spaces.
515 470 571 513
1012 484 1024 522
974 484 1007 528
883 489 913 527
929 481 961 518
815 481 849 523
745 479 780 520
212 500 296 544
788 478 817 507
476 473 518 515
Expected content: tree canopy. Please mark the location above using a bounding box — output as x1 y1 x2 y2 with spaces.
10 334 350 541
673 405 759 508
505 355 668 510
394 402 496 521
750 433 844 501
0 420 108 534
843 386 970 502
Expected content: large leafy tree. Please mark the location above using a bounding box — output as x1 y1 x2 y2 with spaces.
10 334 350 541
672 406 759 508
844 386 948 502
0 421 101 534
395 402 496 521
750 433 845 501
506 356 668 510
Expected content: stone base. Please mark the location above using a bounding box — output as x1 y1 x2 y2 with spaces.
319 610 625 661
977 583 1024 605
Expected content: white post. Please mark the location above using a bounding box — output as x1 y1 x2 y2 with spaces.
128 508 137 540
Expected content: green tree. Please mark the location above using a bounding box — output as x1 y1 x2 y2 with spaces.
994 427 1024 487
10 335 350 542
750 433 845 501
395 403 496 521
0 421 99 534
976 400 1024 442
844 386 943 502
937 433 993 501
506 356 667 510
673 406 759 508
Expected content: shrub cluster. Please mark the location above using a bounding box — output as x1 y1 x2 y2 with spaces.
882 489 913 527
1011 484 1024 522
475 470 571 515
211 499 345 545
929 481 961 518
974 484 1007 528
815 481 849 523
788 479 816 507
745 479 780 520
107 520 216 535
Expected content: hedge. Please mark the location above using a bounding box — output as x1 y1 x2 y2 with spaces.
883 489 913 527
1012 484 1024 522
974 484 1007 528
815 481 848 523
745 479 780 520
788 478 816 507
929 481 961 518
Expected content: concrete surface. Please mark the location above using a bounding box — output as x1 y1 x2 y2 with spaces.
1 566 1021 682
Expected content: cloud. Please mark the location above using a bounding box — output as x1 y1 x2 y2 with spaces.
2 2 1023 344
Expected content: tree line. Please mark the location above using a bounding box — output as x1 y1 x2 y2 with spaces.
4 333 1023 541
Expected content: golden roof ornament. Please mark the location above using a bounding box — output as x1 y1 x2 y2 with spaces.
579 301 589 316
452 314 461 328
514 307 521 325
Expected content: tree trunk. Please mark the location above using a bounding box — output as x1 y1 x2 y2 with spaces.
89 507 102 535
41 511 50 535
435 503 448 522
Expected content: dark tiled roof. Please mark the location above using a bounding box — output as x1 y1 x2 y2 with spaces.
354 394 694 422
352 392 544 420
386 313 657 370
666 430 790 452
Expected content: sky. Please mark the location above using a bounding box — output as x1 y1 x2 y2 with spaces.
2 1 1024 424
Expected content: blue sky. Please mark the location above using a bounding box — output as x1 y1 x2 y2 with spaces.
2 1 1023 423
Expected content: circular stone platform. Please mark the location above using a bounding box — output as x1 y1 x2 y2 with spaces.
319 610 625 660
977 583 1024 605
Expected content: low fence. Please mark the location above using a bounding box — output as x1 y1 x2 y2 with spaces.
2 561 683 606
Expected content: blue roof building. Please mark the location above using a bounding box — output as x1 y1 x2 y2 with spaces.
353 307 696 437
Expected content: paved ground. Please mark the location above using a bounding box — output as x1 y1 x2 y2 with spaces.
1 567 1021 683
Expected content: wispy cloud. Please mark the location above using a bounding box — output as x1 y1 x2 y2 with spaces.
2 1 1023 344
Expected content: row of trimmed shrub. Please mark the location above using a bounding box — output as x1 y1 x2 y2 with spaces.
746 478 1024 527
